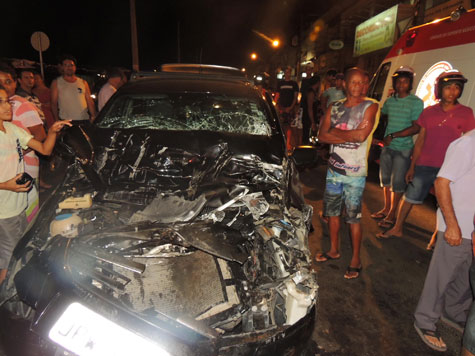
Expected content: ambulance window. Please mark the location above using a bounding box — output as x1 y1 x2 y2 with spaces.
369 62 391 101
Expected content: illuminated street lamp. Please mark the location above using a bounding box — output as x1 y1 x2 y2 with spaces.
250 52 258 60
272 39 280 48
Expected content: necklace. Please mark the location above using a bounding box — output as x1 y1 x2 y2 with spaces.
438 113 453 127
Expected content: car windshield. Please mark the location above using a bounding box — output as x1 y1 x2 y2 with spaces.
97 92 273 136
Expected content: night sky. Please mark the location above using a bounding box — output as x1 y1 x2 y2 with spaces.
2 0 330 71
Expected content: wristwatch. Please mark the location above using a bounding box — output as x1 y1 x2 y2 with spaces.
389 133 395 139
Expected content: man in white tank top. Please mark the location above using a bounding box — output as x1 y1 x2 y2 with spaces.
51 55 96 123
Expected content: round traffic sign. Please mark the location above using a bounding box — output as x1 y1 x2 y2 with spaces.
31 31 50 52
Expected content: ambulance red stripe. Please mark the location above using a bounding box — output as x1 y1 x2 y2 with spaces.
386 9 475 58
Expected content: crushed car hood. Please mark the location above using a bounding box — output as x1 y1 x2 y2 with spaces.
3 125 318 355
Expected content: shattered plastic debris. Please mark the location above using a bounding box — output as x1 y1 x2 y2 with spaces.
200 188 249 221
241 192 270 220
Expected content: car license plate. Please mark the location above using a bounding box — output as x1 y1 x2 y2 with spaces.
49 302 169 356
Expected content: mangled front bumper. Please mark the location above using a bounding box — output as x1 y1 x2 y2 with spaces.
1 134 318 356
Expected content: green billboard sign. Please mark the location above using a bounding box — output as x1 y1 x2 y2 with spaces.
354 5 398 56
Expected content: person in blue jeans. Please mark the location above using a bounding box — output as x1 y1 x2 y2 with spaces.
371 66 423 228
377 70 475 240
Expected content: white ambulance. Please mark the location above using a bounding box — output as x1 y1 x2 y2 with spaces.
368 7 475 112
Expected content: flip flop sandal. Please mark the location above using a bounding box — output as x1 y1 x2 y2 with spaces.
376 232 399 239
378 219 395 228
315 252 340 263
370 212 386 219
344 265 362 279
413 323 447 352
440 316 465 333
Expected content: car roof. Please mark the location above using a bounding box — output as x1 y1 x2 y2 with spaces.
120 71 260 98
161 63 246 77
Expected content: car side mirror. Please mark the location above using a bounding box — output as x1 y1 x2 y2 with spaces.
291 145 319 169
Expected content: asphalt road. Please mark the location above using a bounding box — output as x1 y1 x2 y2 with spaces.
303 161 464 356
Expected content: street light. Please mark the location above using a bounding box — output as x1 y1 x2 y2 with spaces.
250 52 258 60
272 39 280 48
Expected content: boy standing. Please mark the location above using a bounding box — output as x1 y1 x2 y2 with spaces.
0 85 70 284
371 66 423 228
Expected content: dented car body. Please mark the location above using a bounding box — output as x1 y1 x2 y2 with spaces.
0 67 318 356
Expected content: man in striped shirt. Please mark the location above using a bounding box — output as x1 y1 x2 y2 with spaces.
371 66 423 229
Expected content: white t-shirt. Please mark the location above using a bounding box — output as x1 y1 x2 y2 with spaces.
0 122 33 219
98 82 116 111
56 76 90 121
436 129 475 239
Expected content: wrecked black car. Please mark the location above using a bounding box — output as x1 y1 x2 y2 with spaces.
0 65 318 356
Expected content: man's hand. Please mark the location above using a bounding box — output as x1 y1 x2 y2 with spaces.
2 174 32 192
383 135 393 146
405 167 415 183
444 225 462 246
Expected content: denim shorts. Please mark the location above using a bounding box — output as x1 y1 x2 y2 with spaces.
404 165 439 204
379 147 412 193
463 263 475 354
323 169 366 224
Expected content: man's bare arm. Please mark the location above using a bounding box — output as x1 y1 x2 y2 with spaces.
405 126 426 183
84 81 97 122
384 121 420 146
435 177 462 246
317 105 347 144
330 103 378 143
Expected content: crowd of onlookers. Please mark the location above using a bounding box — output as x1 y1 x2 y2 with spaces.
0 55 127 286
282 63 474 354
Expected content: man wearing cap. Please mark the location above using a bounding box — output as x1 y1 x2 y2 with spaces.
378 70 475 239
414 127 475 352
371 66 423 229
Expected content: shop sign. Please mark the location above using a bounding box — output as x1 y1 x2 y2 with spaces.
354 5 398 56
329 40 344 50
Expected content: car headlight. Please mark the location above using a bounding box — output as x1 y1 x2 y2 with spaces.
49 302 171 356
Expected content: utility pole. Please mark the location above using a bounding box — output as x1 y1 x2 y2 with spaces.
177 21 181 63
130 0 140 72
